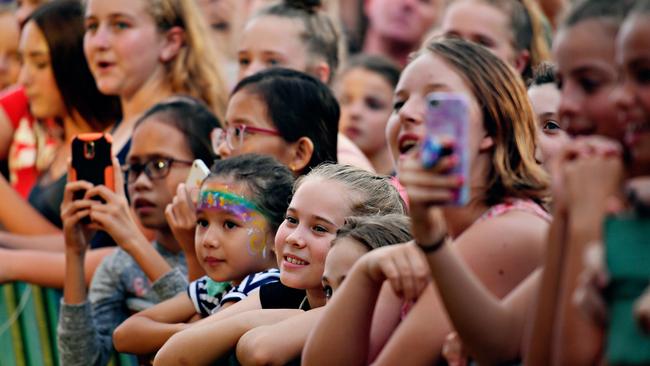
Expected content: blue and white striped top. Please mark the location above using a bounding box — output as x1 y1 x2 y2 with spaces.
187 268 280 317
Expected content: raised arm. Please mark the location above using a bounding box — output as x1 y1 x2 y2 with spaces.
303 243 426 366
165 183 204 281
112 292 196 355
85 159 172 282
546 138 623 365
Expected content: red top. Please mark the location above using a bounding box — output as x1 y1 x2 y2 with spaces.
0 86 57 198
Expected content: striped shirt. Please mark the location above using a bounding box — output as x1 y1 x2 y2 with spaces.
188 268 280 317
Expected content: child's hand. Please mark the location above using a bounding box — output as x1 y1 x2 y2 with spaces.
360 241 431 301
398 144 454 246
165 183 197 255
61 180 96 255
85 157 145 251
551 136 623 214
442 332 469 366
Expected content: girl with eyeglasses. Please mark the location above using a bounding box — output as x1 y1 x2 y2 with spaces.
57 98 219 366
214 67 339 176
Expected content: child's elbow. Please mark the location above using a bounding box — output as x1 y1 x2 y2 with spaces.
153 350 190 366
153 336 191 366
237 328 282 366
112 321 132 353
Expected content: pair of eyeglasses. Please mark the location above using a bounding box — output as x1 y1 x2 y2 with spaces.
211 124 280 152
122 158 193 183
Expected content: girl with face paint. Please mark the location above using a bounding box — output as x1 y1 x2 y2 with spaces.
113 154 294 356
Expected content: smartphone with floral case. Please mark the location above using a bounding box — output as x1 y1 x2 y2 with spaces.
421 92 470 205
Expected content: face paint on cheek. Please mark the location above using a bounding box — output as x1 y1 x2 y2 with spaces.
197 182 271 258
245 212 271 258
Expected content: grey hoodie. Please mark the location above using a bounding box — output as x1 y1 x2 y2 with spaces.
57 243 187 366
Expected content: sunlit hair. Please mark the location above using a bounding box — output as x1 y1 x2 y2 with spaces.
418 37 548 206
253 0 341 83
333 214 412 250
457 0 551 80
295 163 407 216
146 0 228 118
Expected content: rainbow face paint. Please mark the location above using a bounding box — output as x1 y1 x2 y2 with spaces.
197 182 270 257
197 183 259 218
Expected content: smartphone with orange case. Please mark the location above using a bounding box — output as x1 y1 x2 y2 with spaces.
70 133 114 200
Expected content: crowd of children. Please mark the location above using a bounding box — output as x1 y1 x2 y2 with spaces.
0 0 648 365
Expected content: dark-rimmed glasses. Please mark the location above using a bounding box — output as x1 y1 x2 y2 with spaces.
122 157 193 183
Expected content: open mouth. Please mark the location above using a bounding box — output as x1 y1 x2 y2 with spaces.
96 60 114 71
398 134 420 154
345 127 361 139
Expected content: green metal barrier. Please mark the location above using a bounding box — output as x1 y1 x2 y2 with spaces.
0 284 138 366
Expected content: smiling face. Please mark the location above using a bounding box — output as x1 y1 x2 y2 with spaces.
337 67 394 159
18 21 66 119
194 177 275 283
553 20 623 140
615 13 650 175
385 52 484 172
127 117 193 229
274 178 352 290
83 0 169 98
322 237 368 301
237 15 310 81
528 83 570 167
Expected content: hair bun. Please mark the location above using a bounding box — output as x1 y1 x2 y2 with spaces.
284 0 322 12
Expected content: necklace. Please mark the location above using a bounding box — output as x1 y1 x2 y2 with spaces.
299 295 308 310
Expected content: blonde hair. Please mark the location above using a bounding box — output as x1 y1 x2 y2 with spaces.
333 214 412 250
295 164 407 216
420 37 548 205
147 0 228 118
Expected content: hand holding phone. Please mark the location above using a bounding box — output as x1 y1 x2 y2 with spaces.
185 159 210 204
421 92 470 205
70 133 114 196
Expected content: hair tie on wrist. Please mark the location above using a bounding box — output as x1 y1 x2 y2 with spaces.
417 235 446 253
